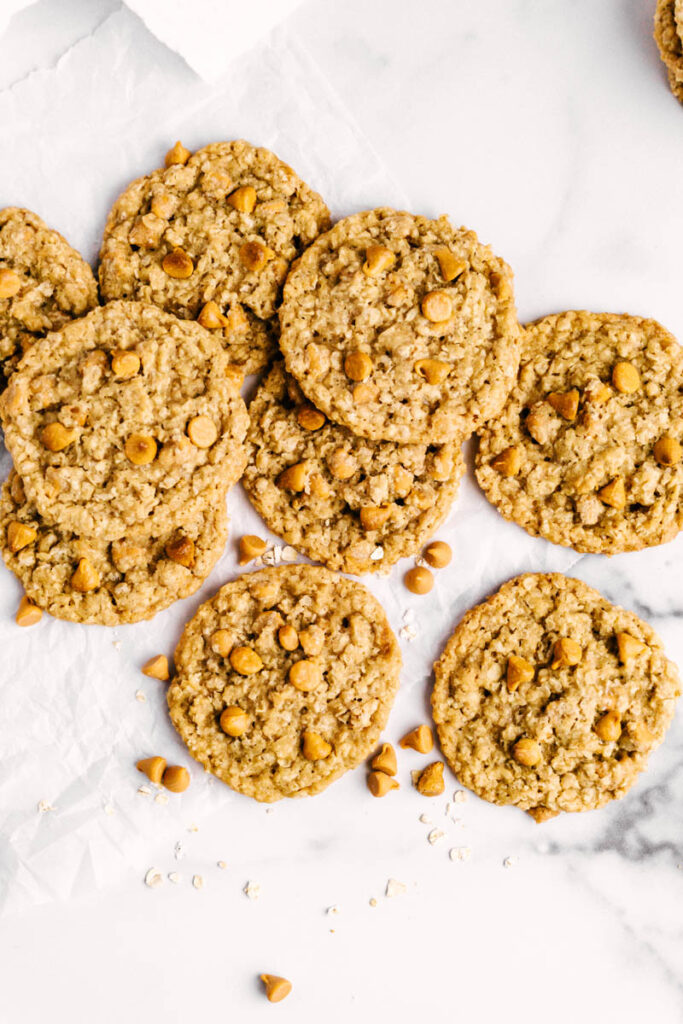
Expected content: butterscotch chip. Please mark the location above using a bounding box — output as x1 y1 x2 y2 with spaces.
344 350 373 382
415 761 445 796
7 520 37 553
414 358 450 385
368 770 399 796
15 594 42 626
164 140 191 167
167 566 401 800
434 248 467 283
302 731 332 760
0 471 229 625
476 312 683 554
111 350 141 379
288 659 321 691
616 631 648 664
277 624 299 651
239 240 274 272
362 244 396 276
137 755 166 784
238 534 267 565
278 209 519 444
506 654 535 692
142 654 170 681
371 742 397 775
197 301 225 329
432 573 681 817
299 625 324 656
227 185 257 213
162 247 194 279
423 540 451 568
162 765 190 792
230 646 263 675
527 806 559 824
551 637 582 669
243 366 460 580
277 462 307 492
210 629 233 657
653 435 682 466
0 303 248 541
404 566 433 594
260 975 292 1003
220 706 249 737
296 406 325 431
71 557 100 593
399 725 433 753
187 415 218 449
594 711 621 743
0 208 97 385
165 534 196 568
41 422 77 452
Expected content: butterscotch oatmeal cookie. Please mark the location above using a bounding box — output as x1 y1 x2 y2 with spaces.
0 208 97 384
655 0 683 103
278 208 520 443
0 301 248 540
242 363 464 574
476 312 683 554
98 140 330 372
0 471 228 625
167 565 401 801
432 573 680 819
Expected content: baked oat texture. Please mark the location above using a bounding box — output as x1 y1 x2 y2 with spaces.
0 301 248 540
98 140 330 372
476 311 683 554
278 208 520 443
655 0 683 103
0 207 98 382
0 471 228 625
242 363 465 574
168 565 402 801
432 573 680 819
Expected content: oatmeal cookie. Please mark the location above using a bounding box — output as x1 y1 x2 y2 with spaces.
0 207 97 382
655 0 683 103
167 565 401 801
0 301 248 540
0 471 228 625
98 140 330 372
432 573 680 820
476 311 683 554
278 208 520 443
242 363 464 573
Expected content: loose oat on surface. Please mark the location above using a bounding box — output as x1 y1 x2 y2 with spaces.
167 565 401 801
476 312 683 554
99 140 330 372
243 363 465 574
0 301 248 540
0 207 97 384
432 573 681 819
278 208 520 443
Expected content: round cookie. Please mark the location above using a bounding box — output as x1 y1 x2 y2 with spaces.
0 471 228 625
278 208 520 443
0 207 98 383
168 565 402 801
476 311 683 554
0 301 248 541
98 140 330 373
243 363 464 574
655 0 683 103
432 573 681 820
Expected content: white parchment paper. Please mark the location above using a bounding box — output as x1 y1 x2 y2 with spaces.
0 6 580 916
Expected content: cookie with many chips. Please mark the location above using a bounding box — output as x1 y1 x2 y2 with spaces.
168 565 401 801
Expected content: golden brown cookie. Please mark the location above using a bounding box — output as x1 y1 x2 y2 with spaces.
278 208 520 443
242 363 464 574
655 0 683 103
167 565 401 801
476 311 683 554
0 207 97 384
0 301 248 541
432 573 680 820
0 471 228 625
98 140 330 372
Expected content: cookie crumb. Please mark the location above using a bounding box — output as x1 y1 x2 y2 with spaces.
137 785 151 797
103 803 115 816
244 880 261 900
452 789 467 804
37 800 55 813
428 828 445 845
449 847 471 862
168 872 181 884
326 904 341 916
135 690 147 703
192 874 204 890
370 546 384 562
281 546 298 562
369 897 378 907
187 823 199 833
174 842 185 861
503 856 517 869
112 640 122 650
217 860 227 870
154 791 169 805
144 867 163 888
419 813 433 824
385 878 407 898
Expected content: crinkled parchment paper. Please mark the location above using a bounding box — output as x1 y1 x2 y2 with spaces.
0 6 580 916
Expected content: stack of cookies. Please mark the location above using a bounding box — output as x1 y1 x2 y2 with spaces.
655 0 683 103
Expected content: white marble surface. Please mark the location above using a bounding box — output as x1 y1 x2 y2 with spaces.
1 1 683 1021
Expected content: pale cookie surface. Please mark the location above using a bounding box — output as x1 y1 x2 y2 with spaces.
242 363 464 574
0 301 248 540
0 207 98 381
476 311 683 554
432 573 680 819
278 208 520 443
0 472 228 625
168 565 401 801
655 0 683 103
98 140 330 372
